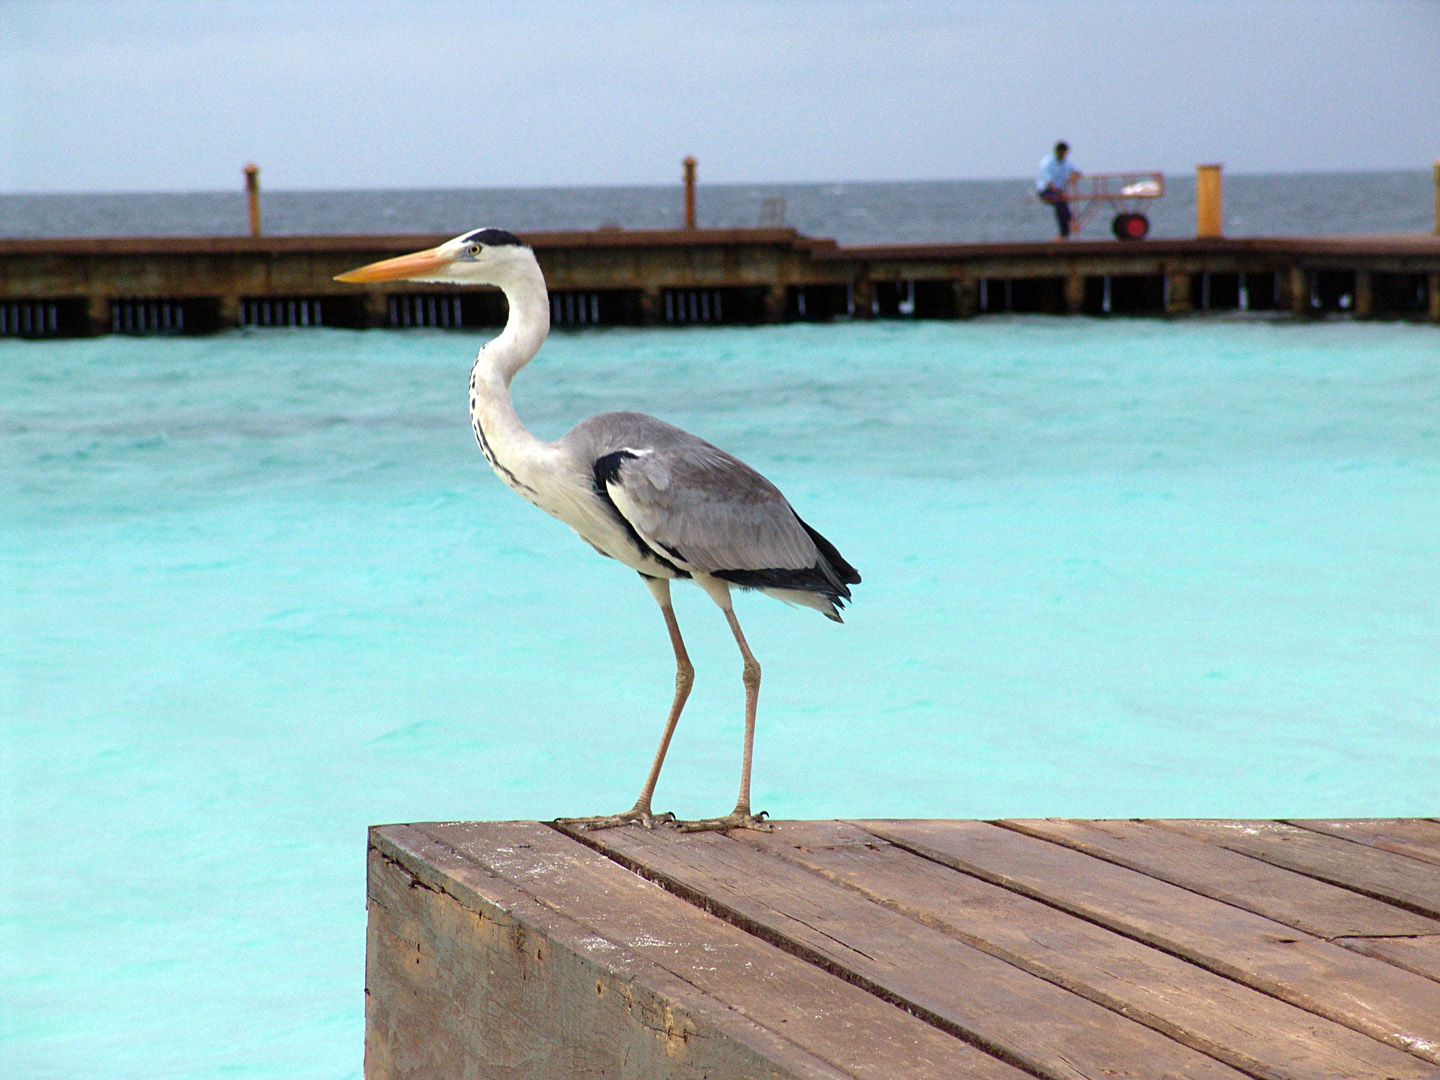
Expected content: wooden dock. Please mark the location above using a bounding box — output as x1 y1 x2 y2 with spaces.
3 229 1439 336
367 818 1440 1080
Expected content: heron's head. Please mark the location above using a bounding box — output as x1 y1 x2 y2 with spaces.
334 228 535 288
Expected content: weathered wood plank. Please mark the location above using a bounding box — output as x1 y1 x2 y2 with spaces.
405 822 1028 1080
1285 819 1440 868
1336 935 1440 985
860 819 1440 1066
1154 820 1440 919
742 820 1439 1080
563 822 1250 1080
370 825 844 1080
1001 818 1440 938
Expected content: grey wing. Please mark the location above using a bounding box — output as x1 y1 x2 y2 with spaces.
612 442 820 575
563 411 820 573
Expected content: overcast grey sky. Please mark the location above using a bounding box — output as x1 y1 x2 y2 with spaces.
2 0 1437 193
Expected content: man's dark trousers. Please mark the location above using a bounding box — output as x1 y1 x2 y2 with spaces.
1041 190 1071 238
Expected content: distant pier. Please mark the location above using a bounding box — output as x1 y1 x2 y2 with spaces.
368 817 1440 1080
1 228 1438 337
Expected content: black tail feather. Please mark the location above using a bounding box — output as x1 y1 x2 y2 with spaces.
794 513 861 586
711 510 858 610
716 564 850 602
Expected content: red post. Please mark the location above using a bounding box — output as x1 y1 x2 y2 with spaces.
682 156 697 230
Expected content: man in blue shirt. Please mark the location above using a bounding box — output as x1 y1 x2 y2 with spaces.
1036 142 1081 239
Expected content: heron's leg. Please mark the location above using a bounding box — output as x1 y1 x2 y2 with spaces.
630 576 694 813
557 575 692 831
678 576 772 833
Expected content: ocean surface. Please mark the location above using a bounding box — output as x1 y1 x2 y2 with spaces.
3 316 1440 1077
0 169 1432 244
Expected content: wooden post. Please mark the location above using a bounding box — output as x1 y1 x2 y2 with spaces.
1433 158 1440 235
244 164 261 238
1166 272 1193 315
364 291 389 329
1064 273 1084 315
639 287 663 325
1196 164 1222 238
1353 271 1373 319
762 284 787 323
243 164 262 237
1288 265 1309 316
85 294 110 336
217 295 241 329
850 276 873 319
1429 273 1440 322
682 156 697 230
953 277 978 318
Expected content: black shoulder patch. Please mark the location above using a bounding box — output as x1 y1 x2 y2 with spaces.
462 228 525 247
591 450 686 577
593 449 637 488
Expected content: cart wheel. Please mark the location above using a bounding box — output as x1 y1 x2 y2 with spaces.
1112 213 1149 241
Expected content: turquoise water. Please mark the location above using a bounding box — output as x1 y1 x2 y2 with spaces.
3 317 1439 1078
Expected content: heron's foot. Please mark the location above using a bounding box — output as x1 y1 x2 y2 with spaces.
555 807 676 832
676 809 772 834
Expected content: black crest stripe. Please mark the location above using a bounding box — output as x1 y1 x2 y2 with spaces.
462 228 525 247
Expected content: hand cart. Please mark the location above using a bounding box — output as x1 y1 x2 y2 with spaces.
1042 171 1164 240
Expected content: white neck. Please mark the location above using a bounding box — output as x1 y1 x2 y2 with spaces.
477 256 550 386
468 257 552 494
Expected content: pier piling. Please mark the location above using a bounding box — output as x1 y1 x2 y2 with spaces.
849 276 874 318
363 291 389 329
1287 265 1308 316
1166 271 1193 314
84 294 108 336
1354 270 1374 319
217 294 241 329
953 277 979 318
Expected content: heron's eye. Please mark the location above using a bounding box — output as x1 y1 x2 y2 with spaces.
467 243 482 256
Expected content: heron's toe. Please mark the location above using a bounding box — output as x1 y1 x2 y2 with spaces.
555 808 677 832
676 809 771 834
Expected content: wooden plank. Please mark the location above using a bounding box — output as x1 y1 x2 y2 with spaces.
1001 818 1440 938
405 822 1028 1080
860 819 1440 1066
1336 935 1440 985
1154 820 1440 919
743 820 1439 1080
369 825 850 1080
562 822 1251 1080
1286 819 1440 868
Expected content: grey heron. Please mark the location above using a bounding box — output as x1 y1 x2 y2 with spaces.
336 229 859 832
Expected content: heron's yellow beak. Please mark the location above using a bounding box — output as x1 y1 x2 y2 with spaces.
334 246 452 283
